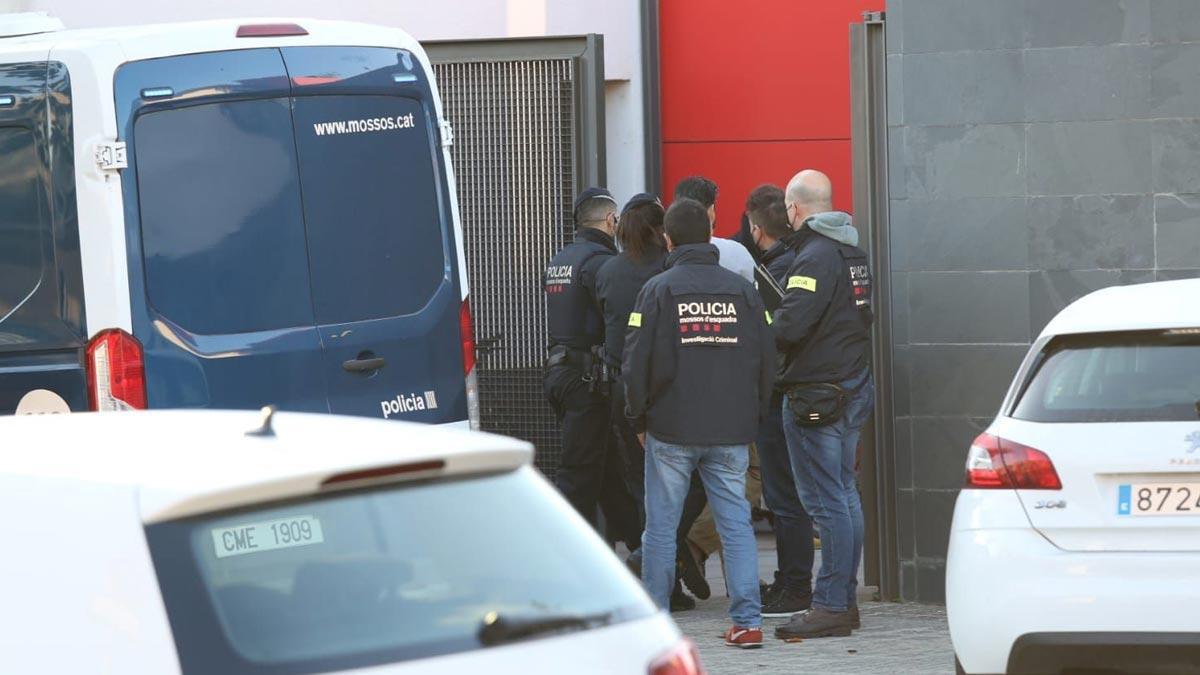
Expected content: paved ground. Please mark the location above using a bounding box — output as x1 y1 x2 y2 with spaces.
671 535 955 674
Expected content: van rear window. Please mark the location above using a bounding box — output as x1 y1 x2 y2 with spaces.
146 468 654 674
134 98 316 335
1012 331 1200 423
0 128 45 330
292 95 448 325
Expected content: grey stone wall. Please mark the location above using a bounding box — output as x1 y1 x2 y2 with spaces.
885 0 1200 603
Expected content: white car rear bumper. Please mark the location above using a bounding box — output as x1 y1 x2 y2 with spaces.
948 496 1200 674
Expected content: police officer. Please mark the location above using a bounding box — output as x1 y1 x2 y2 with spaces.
744 184 817 619
623 197 773 648
771 170 875 641
594 194 710 610
544 187 639 548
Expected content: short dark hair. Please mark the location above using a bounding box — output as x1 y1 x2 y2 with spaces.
745 184 790 239
617 202 666 263
664 198 711 246
576 196 616 229
673 176 718 208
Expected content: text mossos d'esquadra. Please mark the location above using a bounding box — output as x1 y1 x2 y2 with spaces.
313 113 417 137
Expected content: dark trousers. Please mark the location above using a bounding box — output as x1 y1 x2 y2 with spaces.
759 391 815 594
611 384 706 566
545 363 640 548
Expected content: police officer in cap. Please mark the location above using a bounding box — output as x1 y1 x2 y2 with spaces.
544 187 640 548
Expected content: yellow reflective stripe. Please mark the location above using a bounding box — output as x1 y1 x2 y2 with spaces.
627 312 642 327
787 275 817 292
765 311 773 325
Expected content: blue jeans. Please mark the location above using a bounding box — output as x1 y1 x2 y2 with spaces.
642 434 761 628
758 392 814 595
781 368 874 612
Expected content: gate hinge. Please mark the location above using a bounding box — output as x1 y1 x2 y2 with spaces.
94 141 127 172
439 119 455 148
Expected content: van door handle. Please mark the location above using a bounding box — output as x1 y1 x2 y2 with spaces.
343 356 386 373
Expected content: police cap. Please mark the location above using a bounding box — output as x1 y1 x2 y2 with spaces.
573 186 617 225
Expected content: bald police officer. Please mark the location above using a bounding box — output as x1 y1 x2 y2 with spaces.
543 187 639 548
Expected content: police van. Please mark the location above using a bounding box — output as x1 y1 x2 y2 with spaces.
0 14 479 426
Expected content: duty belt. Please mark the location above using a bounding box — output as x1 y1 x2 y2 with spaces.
546 344 612 394
546 345 589 369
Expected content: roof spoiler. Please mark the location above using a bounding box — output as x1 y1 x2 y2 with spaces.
0 12 64 38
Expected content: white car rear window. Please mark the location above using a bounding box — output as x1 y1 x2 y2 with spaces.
1013 331 1200 423
146 467 654 674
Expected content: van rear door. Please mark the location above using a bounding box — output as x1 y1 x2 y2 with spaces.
115 51 330 412
282 48 469 424
0 61 88 414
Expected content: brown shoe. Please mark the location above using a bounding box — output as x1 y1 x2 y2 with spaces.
774 607 853 640
849 604 861 630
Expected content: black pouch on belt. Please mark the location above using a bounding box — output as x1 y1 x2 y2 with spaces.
786 383 847 427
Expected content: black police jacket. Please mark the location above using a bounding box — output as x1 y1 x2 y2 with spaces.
594 249 667 369
544 228 617 351
759 239 796 286
622 243 774 445
773 227 874 388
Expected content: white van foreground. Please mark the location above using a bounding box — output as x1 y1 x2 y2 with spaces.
0 410 699 674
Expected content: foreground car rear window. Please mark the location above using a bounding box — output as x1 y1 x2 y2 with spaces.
1013 331 1200 423
146 467 654 674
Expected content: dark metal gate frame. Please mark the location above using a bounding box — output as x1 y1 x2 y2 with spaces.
426 36 606 478
851 12 900 602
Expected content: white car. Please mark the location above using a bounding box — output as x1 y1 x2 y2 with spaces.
947 278 1200 675
0 410 701 675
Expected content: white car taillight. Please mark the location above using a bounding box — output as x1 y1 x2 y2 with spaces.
86 329 147 411
965 433 1062 490
649 638 705 675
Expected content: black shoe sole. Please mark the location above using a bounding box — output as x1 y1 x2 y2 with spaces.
774 625 853 640
762 609 806 619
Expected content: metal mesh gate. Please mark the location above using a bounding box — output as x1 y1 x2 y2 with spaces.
432 57 579 478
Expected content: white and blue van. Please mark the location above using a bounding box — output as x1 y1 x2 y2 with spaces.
0 14 478 426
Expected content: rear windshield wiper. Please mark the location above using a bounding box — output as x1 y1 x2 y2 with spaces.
477 609 612 647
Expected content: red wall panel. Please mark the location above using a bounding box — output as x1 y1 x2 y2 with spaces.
658 0 881 235
663 140 854 237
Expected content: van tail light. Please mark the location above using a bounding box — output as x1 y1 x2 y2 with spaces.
460 298 481 430
965 433 1061 490
649 639 705 675
86 329 147 411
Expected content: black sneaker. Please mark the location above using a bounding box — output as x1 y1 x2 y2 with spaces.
774 607 852 640
670 587 696 612
761 587 812 618
759 580 780 607
677 552 710 601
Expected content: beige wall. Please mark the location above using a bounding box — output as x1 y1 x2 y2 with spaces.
5 0 648 198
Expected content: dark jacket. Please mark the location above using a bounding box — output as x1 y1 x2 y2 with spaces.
759 239 796 287
595 249 667 369
773 212 874 387
622 243 774 445
730 212 763 263
543 227 617 351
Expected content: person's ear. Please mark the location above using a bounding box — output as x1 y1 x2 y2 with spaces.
707 205 716 227
664 232 676 251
